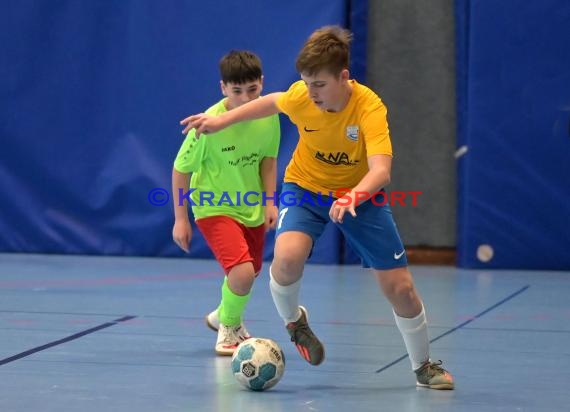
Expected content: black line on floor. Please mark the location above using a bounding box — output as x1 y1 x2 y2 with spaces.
375 285 530 373
0 315 136 366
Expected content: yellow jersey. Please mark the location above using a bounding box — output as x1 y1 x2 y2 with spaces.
276 80 393 195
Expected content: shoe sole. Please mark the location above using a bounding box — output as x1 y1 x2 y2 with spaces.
215 348 236 356
416 382 454 390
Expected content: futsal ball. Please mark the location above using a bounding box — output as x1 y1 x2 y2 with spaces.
231 338 285 391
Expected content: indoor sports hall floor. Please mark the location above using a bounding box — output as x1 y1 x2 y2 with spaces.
0 253 568 412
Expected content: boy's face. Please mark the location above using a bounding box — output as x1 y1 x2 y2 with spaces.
300 69 350 112
220 78 263 110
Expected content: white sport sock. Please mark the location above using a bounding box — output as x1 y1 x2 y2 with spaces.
393 304 430 371
269 266 302 324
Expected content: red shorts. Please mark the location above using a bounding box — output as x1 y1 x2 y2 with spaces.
195 216 266 275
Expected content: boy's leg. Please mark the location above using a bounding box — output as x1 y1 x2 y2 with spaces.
270 183 329 365
205 222 265 337
195 216 262 355
270 235 325 365
269 231 311 322
221 262 255 325
373 266 427 368
337 201 454 389
212 262 255 355
217 224 260 328
375 267 454 389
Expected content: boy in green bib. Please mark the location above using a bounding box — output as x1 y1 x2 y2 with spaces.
172 50 280 355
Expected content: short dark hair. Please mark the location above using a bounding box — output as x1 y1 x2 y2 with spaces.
219 50 262 84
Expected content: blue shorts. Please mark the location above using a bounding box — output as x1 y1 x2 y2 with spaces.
276 182 408 270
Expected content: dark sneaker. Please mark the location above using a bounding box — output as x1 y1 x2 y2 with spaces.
415 360 454 390
286 306 325 366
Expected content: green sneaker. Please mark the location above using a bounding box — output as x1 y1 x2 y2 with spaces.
415 360 454 390
286 306 325 366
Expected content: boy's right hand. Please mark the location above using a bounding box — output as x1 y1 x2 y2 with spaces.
180 113 223 137
172 220 192 253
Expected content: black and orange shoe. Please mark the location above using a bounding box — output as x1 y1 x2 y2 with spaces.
415 360 454 390
286 306 325 366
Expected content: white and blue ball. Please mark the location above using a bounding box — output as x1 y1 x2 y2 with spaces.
231 338 285 391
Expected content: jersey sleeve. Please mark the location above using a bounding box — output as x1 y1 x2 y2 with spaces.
361 100 393 157
173 129 207 173
275 81 306 119
264 115 281 158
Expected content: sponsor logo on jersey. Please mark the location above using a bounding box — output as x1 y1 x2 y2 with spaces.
315 151 360 166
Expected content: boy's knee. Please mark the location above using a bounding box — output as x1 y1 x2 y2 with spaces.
386 279 416 301
271 255 305 284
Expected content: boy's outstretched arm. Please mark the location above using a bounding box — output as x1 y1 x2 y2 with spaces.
180 92 283 137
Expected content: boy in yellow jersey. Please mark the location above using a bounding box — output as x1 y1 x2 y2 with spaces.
180 27 454 389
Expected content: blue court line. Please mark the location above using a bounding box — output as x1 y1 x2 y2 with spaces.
0 315 136 366
375 285 530 373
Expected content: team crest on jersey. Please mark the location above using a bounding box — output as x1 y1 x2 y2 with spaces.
346 125 359 141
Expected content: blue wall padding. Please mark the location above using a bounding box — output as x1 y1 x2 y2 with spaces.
455 0 570 269
0 1 363 264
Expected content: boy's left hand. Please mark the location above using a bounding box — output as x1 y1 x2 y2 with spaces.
264 205 278 231
329 194 357 224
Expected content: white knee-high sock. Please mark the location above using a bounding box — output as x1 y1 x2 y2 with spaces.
393 304 430 371
269 266 302 324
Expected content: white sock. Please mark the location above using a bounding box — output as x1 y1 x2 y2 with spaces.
269 266 302 324
393 304 430 371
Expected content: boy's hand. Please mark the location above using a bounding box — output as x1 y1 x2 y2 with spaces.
264 205 278 231
180 113 222 137
329 193 357 224
172 219 192 253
